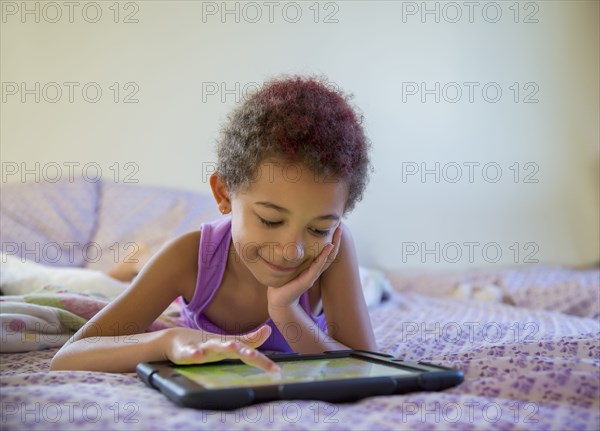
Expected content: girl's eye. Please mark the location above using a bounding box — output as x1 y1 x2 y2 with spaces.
259 217 282 228
259 216 330 237
311 229 330 237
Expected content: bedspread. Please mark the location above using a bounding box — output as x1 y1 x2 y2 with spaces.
2 288 599 431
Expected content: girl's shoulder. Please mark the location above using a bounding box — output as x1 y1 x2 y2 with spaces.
168 229 202 255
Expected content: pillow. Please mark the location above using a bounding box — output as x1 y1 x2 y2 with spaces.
359 266 392 307
0 252 127 298
85 182 219 272
0 179 99 267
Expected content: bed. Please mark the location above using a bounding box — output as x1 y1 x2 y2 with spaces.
1 179 599 430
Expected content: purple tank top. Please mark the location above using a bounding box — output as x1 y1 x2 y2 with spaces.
182 215 328 352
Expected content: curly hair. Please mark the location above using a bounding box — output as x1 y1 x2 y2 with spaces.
216 74 372 214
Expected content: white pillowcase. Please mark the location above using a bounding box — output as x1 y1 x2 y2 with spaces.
1 253 128 298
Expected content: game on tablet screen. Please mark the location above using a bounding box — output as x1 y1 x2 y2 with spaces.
174 357 415 389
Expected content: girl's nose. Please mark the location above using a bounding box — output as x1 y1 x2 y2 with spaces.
282 241 304 262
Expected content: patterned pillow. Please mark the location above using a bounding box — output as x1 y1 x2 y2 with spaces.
0 179 99 267
84 182 219 272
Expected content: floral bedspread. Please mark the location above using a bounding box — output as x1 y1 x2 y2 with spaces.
2 284 599 430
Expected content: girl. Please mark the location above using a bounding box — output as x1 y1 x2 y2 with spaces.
51 75 376 373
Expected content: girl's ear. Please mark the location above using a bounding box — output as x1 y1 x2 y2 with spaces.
209 172 231 213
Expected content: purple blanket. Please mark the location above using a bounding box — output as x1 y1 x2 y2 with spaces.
2 288 598 430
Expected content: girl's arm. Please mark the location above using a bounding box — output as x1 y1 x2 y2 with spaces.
51 231 278 373
268 225 377 353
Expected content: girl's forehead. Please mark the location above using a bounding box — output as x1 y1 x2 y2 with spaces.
248 158 341 183
239 161 348 211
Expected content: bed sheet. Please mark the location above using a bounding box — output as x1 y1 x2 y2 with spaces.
2 289 598 431
388 265 600 319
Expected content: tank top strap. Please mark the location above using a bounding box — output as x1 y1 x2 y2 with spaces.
186 215 232 313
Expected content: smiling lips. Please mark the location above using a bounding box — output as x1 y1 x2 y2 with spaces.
261 257 299 273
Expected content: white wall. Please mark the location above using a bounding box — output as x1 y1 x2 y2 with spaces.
2 0 598 271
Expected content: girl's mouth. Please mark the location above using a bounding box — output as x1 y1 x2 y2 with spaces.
260 256 299 274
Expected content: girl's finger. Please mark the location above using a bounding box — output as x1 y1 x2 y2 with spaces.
303 242 334 285
326 224 343 263
333 223 343 244
203 340 280 374
238 348 281 374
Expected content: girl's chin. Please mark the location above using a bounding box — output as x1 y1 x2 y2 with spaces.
248 256 303 286
255 274 292 288
248 268 295 288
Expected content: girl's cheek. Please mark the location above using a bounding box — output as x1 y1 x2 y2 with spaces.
247 243 263 261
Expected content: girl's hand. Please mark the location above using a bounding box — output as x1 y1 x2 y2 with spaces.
267 224 343 312
163 325 280 373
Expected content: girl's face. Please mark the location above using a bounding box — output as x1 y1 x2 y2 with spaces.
227 159 348 288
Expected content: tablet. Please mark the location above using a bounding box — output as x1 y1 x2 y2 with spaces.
137 350 464 410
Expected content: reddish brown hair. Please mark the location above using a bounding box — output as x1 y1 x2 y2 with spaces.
216 74 372 214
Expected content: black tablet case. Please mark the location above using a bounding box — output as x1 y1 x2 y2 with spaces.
137 350 464 410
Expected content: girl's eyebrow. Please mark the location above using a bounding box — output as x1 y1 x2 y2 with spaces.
254 201 340 221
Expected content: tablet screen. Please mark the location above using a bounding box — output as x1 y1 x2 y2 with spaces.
174 357 415 389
